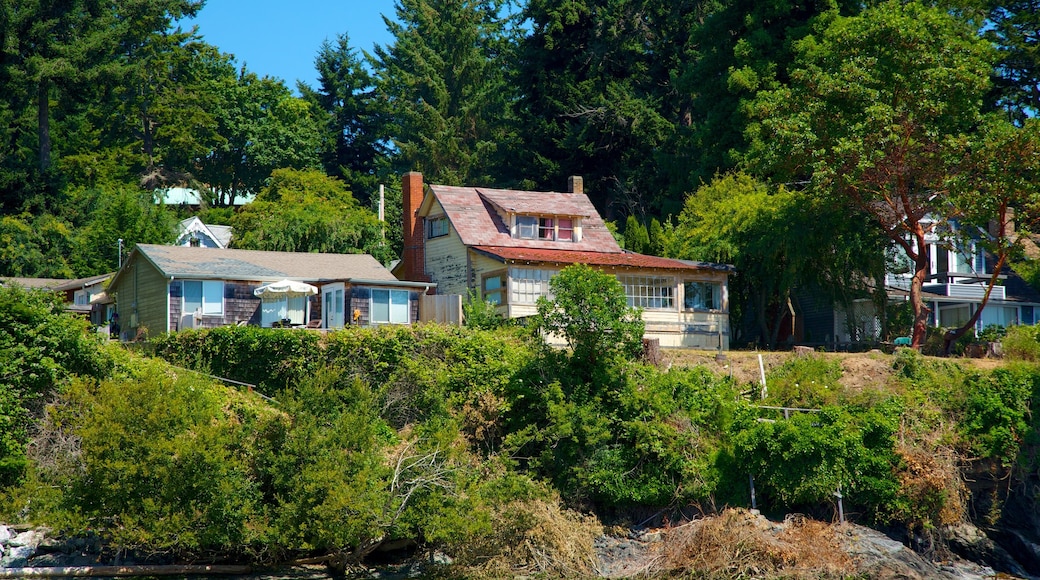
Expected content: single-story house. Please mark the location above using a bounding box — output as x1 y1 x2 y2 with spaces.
393 172 734 349
108 244 434 340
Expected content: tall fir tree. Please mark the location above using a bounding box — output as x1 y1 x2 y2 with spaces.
371 0 516 186
299 34 387 204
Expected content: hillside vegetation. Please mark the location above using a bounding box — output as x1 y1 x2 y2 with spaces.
4 284 1040 576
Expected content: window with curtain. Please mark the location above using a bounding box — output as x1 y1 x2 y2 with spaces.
260 295 307 327
684 281 720 311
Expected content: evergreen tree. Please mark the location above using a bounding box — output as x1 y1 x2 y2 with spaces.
371 0 516 186
985 0 1040 121
0 0 202 210
299 34 387 204
515 0 675 217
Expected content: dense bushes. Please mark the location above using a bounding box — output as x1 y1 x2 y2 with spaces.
0 285 113 486
8 295 1040 566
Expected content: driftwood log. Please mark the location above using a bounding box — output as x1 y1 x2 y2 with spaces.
0 565 251 577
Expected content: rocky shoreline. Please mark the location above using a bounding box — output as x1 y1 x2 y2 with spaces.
2 510 1025 579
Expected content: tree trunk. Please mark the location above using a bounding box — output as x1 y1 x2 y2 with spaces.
38 79 51 172
910 229 931 349
943 205 1012 354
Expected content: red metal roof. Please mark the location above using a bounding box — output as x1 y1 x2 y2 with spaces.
471 246 731 272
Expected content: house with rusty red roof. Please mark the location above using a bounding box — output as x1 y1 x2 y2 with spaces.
395 172 734 349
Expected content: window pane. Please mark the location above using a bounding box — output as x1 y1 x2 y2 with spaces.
539 218 555 239
372 289 390 323
428 217 449 238
510 267 556 304
558 219 573 241
390 290 409 324
202 281 223 314
684 282 719 310
622 275 674 309
518 216 537 239
184 281 202 314
335 289 343 314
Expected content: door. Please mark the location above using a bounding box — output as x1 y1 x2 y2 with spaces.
323 283 345 329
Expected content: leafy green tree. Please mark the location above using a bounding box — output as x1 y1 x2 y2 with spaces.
131 39 235 190
942 117 1040 350
0 213 75 278
535 264 644 369
230 168 391 263
669 173 886 348
745 0 994 348
70 186 177 276
660 0 860 209
299 34 387 204
372 0 517 185
193 71 324 207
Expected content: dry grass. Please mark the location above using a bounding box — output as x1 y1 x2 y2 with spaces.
455 498 604 578
651 509 853 579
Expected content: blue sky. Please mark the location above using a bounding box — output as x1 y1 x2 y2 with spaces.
180 1 399 91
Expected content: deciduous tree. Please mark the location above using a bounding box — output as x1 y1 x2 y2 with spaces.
535 264 644 369
745 1 994 348
230 169 391 263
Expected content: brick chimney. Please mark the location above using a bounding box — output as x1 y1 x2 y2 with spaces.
401 172 430 282
568 175 583 195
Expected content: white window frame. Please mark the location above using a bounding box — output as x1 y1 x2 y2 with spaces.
183 280 224 316
510 267 556 304
517 215 538 239
622 275 675 310
371 289 410 324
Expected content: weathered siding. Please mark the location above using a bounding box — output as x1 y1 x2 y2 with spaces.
111 258 168 340
169 280 263 331
425 202 470 295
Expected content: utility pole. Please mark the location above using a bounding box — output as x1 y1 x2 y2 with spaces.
117 239 124 268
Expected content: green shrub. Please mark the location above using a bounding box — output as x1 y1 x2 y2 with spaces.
8 358 281 554
1002 325 1040 362
0 285 113 486
734 403 904 522
534 264 644 371
152 325 321 393
763 354 843 407
958 366 1038 464
463 289 504 330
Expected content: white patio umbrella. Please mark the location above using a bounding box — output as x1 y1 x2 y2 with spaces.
253 280 318 327
252 279 318 297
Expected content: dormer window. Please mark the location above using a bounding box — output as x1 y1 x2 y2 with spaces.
515 215 578 241
518 216 538 239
